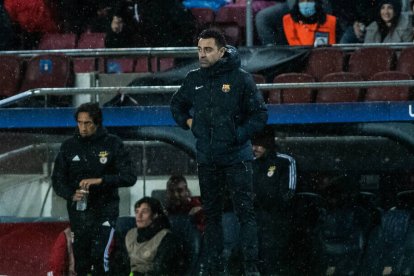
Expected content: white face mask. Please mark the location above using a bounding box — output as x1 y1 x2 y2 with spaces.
299 2 316 17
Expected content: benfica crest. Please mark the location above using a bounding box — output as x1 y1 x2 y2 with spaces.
221 84 231 93
267 165 276 177
99 151 109 164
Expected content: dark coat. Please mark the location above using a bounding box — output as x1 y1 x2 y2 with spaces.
253 151 296 213
52 127 137 222
170 46 268 165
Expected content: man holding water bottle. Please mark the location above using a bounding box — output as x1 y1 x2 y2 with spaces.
52 102 137 275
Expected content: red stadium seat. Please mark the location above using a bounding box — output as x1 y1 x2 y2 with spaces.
191 8 215 29
304 47 345 81
317 72 363 103
74 32 106 73
365 71 412 102
348 47 396 80
19 54 73 106
215 5 247 27
396 47 414 77
151 57 175 72
106 58 135 73
20 54 73 91
0 55 23 98
38 33 77 50
134 57 150 73
270 73 315 104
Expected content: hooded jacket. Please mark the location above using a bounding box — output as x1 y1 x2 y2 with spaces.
364 0 413 43
52 127 137 222
170 46 268 165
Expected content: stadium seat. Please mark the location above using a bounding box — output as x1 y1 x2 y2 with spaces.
191 8 215 29
0 55 23 98
215 5 247 27
348 47 396 80
38 33 77 50
134 57 150 73
270 73 315 104
365 71 412 102
304 47 345 81
317 72 363 103
74 32 106 73
20 54 73 91
151 57 175 72
19 54 73 107
106 58 135 73
396 47 414 77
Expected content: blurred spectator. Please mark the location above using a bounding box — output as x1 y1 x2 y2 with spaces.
364 0 413 43
282 0 336 46
0 0 17 50
255 0 331 45
86 2 113 33
252 128 296 274
125 197 188 275
255 0 294 45
105 11 136 48
332 0 380 43
119 0 197 47
165 175 205 232
4 0 59 49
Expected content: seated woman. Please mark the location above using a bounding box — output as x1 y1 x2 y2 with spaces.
125 197 188 275
165 175 205 232
364 0 413 43
282 0 337 46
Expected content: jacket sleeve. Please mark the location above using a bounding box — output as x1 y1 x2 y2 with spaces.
101 138 137 189
52 146 74 201
170 74 193 130
152 233 189 275
236 72 268 144
283 14 301 46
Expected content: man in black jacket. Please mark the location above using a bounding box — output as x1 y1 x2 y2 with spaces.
52 102 137 275
252 129 296 274
170 29 268 275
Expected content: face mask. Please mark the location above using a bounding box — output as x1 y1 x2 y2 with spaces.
299 2 316 17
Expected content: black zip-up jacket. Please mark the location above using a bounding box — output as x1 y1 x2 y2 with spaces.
170 46 268 165
52 127 137 222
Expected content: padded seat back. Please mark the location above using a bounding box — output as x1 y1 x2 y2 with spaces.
0 55 23 97
348 47 396 80
305 47 345 81
365 71 412 102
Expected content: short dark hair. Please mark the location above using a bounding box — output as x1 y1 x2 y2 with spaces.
166 174 191 201
135 197 166 216
198 28 227 49
74 102 103 126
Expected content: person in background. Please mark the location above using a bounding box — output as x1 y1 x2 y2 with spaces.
104 9 135 48
282 0 337 46
52 102 137 275
125 197 188 275
171 28 267 275
364 0 413 43
165 174 205 232
252 128 297 275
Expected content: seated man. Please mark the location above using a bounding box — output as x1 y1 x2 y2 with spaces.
125 197 188 275
165 174 205 232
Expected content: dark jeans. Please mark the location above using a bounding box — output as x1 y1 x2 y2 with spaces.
198 161 259 272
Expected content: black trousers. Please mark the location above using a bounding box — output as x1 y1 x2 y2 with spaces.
70 212 115 276
198 161 259 272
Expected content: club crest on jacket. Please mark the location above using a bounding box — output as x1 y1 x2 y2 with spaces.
221 84 231 93
99 151 108 164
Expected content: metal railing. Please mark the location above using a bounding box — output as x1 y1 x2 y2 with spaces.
1 80 414 108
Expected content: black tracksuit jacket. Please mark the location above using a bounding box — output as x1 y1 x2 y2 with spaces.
52 127 137 224
170 46 268 165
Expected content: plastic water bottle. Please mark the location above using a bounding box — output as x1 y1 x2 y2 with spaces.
76 189 88 211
